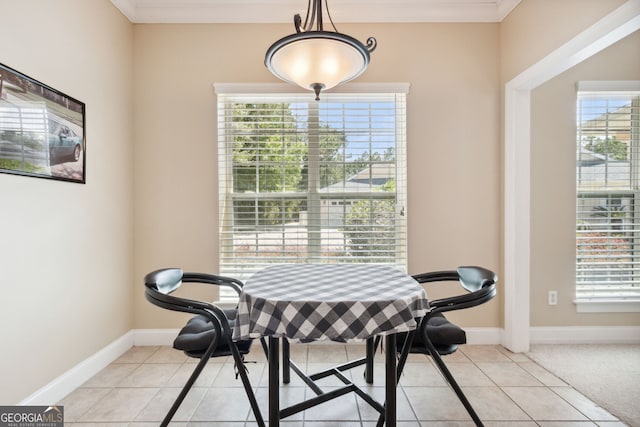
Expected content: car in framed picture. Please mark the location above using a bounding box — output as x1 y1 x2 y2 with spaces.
0 62 85 183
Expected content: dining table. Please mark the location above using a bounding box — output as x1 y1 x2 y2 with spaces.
232 263 429 426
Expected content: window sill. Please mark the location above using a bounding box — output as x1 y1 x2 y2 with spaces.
574 299 640 313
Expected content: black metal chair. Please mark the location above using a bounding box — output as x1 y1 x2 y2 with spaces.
369 266 497 427
144 268 265 427
407 266 497 426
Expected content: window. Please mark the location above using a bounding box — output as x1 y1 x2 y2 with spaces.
576 81 640 310
216 84 408 297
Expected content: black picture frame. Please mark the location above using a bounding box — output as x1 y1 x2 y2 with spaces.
0 62 85 184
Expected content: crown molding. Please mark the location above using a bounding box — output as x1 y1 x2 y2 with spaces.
110 0 522 23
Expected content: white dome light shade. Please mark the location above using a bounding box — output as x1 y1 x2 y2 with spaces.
264 0 376 101
266 32 371 99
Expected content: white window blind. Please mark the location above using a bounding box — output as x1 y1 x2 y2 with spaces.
216 86 408 295
576 82 640 303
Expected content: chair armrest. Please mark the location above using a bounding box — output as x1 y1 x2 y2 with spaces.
412 270 459 284
144 268 241 334
183 272 244 296
412 266 497 314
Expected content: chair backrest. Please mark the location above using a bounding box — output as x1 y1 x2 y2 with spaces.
145 267 184 294
457 266 497 293
144 268 233 336
419 266 497 314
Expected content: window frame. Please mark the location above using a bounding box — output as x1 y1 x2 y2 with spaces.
575 80 640 312
215 83 409 300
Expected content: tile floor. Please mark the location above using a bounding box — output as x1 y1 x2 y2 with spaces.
59 343 627 426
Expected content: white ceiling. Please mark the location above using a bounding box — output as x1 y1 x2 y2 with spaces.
109 0 522 23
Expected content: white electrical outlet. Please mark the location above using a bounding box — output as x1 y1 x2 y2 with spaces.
548 290 558 305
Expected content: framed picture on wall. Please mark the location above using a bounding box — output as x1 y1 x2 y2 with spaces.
0 62 86 184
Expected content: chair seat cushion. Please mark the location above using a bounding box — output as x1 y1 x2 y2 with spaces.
399 313 466 355
173 314 252 358
425 312 466 346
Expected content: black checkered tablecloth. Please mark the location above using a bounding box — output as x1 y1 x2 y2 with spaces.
232 264 429 343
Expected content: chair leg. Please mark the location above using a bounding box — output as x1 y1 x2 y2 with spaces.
283 337 291 384
228 337 266 427
365 337 376 383
395 330 415 381
160 341 217 427
424 336 484 427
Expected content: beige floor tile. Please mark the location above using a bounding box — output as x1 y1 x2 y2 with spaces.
439 349 473 363
355 385 416 421
130 423 188 427
255 385 305 422
502 386 589 421
58 387 112 422
348 361 386 387
113 346 159 364
406 386 482 421
286 342 310 362
362 422 421 427
460 345 513 363
551 386 620 422
536 423 599 426
301 386 361 421
134 386 207 422
481 423 539 426
117 363 182 387
398 361 448 387
259 361 310 387
345 342 369 360
167 362 224 388
414 423 477 426
188 422 245 426
476 362 543 387
183 354 233 364
444 362 495 387
190 387 252 422
212 361 266 387
67 423 130 426
501 349 533 363
78 387 159 422
306 342 349 363
146 346 189 363
404 352 429 362
462 386 531 421
81 363 139 388
300 362 357 387
593 422 631 427
299 423 362 427
517 361 567 387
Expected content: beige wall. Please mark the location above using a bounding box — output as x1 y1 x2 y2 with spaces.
132 22 503 329
501 0 639 328
531 30 640 326
500 0 626 83
0 0 133 403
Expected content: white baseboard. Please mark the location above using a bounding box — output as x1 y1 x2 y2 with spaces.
18 326 639 405
465 327 503 345
530 326 640 344
19 331 135 405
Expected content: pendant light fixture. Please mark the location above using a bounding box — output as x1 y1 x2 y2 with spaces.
265 0 377 100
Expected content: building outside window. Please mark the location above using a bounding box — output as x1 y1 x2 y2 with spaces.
216 85 408 299
575 81 640 310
